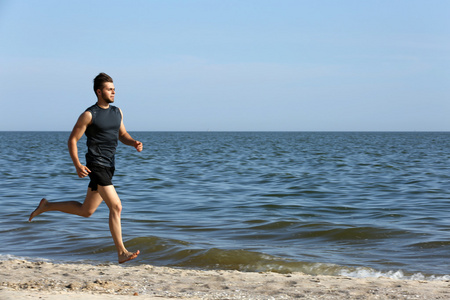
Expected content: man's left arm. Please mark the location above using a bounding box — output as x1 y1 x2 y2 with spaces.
118 109 143 152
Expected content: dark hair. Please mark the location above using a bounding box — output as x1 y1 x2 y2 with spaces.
93 73 113 94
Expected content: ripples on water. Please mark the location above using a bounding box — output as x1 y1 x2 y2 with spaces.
2 131 450 279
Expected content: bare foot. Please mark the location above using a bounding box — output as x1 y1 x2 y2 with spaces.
29 198 48 222
118 250 140 264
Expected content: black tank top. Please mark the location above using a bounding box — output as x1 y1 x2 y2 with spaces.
85 104 122 167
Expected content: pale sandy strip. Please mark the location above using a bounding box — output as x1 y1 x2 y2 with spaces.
1 259 450 299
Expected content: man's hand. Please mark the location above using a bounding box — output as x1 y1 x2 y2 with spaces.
75 164 91 178
134 140 143 152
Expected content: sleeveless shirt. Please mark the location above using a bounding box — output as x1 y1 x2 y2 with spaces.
85 104 122 168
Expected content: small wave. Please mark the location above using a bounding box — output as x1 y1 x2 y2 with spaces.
248 221 300 230
340 268 450 281
294 225 411 241
143 177 162 181
93 237 450 281
0 253 50 262
408 241 450 249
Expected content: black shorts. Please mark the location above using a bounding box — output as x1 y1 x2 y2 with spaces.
87 164 115 191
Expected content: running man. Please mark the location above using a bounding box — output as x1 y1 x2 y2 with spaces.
29 72 142 264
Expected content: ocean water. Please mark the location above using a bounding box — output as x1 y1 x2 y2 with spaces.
2 131 450 279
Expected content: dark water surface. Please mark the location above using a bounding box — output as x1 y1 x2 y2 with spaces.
2 131 450 279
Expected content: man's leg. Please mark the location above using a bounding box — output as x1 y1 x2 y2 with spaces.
97 185 139 263
28 188 103 221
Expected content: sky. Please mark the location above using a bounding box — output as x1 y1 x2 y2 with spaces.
0 0 449 131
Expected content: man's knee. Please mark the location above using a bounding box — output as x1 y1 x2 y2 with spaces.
81 209 95 218
111 202 122 215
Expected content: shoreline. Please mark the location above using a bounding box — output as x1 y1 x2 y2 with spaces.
2 259 450 299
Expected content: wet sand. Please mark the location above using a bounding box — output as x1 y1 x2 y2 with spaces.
1 259 450 299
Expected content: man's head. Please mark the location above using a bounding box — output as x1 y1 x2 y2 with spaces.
93 73 115 104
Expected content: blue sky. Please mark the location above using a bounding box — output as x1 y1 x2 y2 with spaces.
0 0 449 131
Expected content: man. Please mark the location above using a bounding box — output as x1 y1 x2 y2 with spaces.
29 73 142 264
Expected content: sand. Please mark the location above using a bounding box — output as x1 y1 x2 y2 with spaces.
1 259 450 299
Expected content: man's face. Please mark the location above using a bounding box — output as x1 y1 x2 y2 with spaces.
99 82 115 103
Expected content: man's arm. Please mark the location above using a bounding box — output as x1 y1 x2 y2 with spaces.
118 109 143 152
68 111 92 178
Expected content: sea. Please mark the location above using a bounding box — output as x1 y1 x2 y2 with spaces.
2 131 450 280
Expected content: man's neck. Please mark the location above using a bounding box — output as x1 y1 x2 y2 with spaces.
96 99 110 109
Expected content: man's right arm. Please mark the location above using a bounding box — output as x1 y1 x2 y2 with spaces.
68 111 92 178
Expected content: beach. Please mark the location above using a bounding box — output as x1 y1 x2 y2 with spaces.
1 259 449 300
